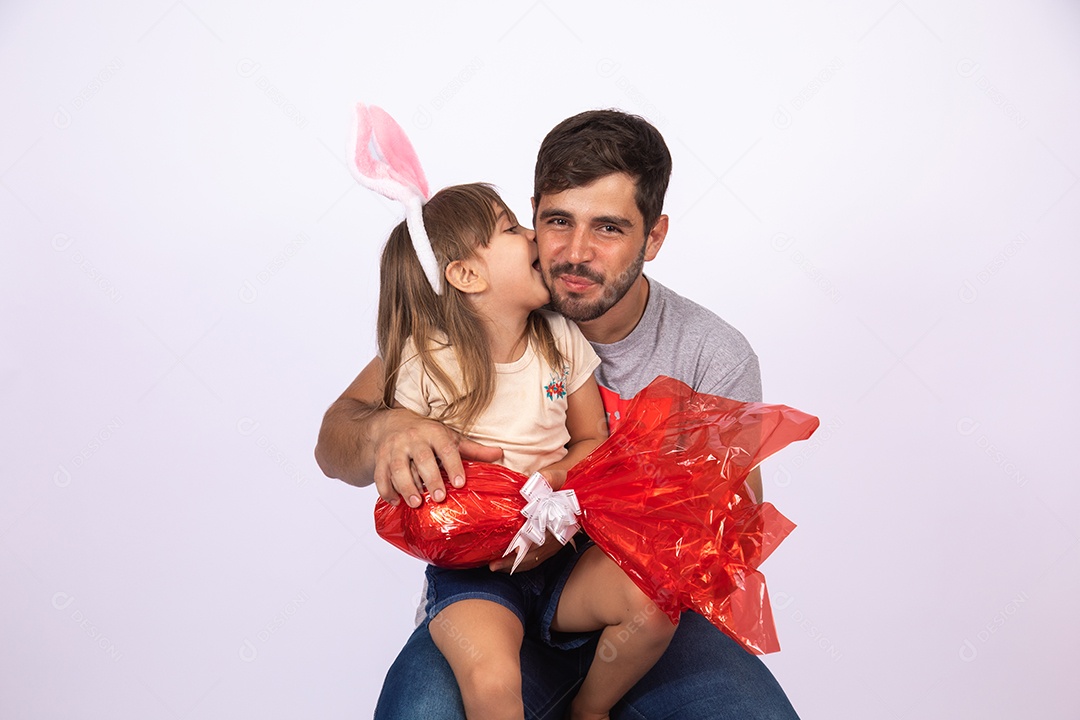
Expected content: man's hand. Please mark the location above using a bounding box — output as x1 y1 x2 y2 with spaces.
315 357 502 504
373 411 503 508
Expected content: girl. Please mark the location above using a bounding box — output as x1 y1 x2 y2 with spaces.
377 183 677 720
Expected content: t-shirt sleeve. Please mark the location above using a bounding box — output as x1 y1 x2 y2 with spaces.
703 349 762 403
547 312 602 395
392 340 434 417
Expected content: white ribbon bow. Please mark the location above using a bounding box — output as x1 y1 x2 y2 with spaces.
502 473 582 573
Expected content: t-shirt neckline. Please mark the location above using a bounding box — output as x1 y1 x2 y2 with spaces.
495 341 536 373
591 276 660 352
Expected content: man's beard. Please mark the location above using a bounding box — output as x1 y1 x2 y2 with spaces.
545 243 646 323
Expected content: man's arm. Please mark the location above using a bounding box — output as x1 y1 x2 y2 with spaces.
704 351 764 501
314 357 384 488
314 357 501 507
746 467 762 503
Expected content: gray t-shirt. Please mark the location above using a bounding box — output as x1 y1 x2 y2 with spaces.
590 277 761 428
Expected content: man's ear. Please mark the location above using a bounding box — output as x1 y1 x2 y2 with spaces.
530 196 538 225
644 214 669 262
445 259 488 294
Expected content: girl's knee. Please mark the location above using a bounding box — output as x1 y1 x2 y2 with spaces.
457 655 522 700
641 601 678 643
621 585 678 643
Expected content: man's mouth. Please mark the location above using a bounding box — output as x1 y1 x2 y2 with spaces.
550 264 603 290
557 274 597 292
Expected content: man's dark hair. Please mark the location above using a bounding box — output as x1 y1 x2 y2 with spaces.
533 109 673 231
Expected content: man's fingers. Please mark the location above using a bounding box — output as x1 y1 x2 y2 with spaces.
411 446 446 503
373 436 450 506
454 438 503 488
370 413 497 503
386 456 424 508
458 437 503 463
373 469 404 506
373 446 401 506
432 437 467 490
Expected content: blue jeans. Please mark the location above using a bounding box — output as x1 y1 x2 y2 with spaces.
374 610 799 719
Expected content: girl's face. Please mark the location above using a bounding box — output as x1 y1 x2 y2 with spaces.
473 205 550 313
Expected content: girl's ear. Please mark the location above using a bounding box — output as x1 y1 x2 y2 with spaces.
445 259 488 294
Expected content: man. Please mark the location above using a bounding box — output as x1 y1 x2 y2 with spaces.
316 110 798 719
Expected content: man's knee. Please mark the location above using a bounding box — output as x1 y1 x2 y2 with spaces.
375 625 465 720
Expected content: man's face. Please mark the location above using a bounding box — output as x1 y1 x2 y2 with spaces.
534 173 662 323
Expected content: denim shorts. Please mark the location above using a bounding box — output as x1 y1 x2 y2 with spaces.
424 535 596 650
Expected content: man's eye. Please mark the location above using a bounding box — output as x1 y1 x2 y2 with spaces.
601 225 620 233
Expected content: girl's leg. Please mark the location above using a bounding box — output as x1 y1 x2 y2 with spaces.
551 546 678 720
429 599 526 720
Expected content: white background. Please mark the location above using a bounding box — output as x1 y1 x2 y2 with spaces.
4 1 1078 718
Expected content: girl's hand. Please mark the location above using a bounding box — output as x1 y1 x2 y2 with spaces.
487 468 572 573
539 467 567 490
487 530 563 573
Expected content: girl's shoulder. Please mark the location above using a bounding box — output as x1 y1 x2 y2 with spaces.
534 310 596 368
536 309 586 344
536 309 566 334
400 332 453 364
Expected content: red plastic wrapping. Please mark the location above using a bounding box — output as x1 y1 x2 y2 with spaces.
375 375 819 654
375 462 528 570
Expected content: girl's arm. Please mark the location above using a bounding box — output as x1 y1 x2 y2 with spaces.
539 375 609 490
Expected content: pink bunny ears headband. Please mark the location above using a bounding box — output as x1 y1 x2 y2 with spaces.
347 103 442 290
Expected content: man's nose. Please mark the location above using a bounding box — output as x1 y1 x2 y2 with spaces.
564 227 592 263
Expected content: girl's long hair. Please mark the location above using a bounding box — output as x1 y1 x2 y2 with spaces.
377 183 564 432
